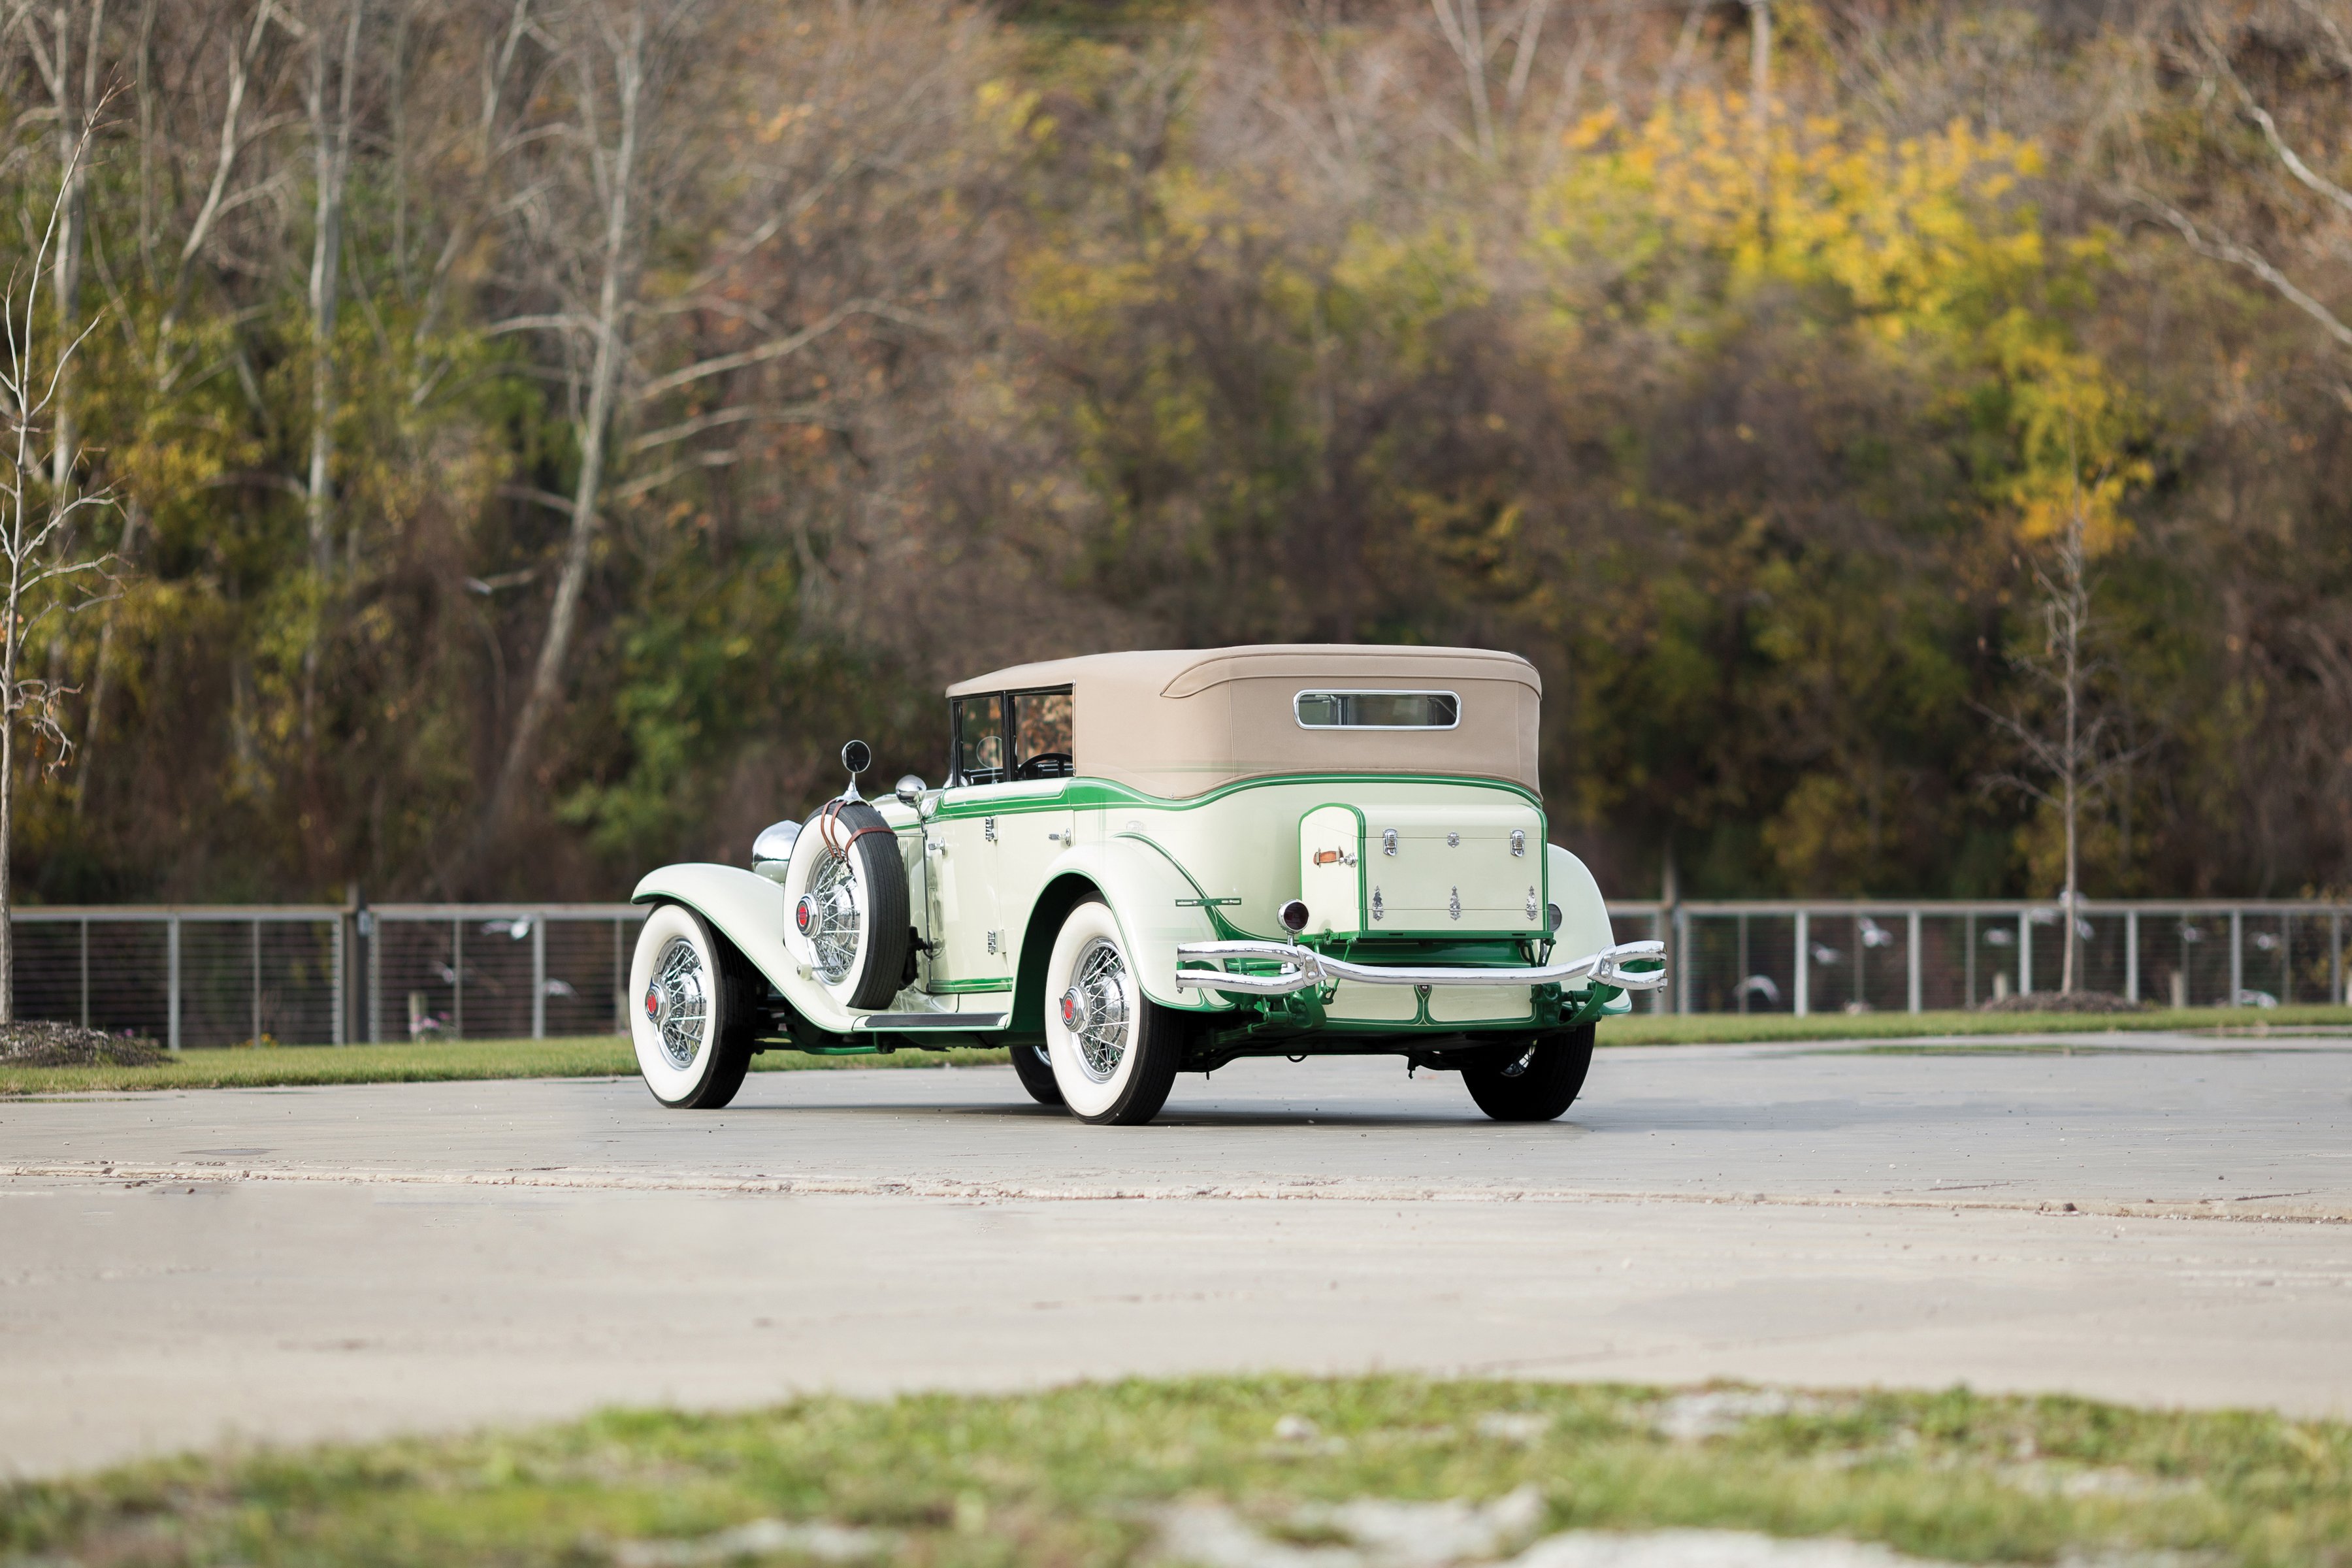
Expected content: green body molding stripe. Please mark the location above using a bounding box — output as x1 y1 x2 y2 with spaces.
928 772 1543 822
930 978 1014 995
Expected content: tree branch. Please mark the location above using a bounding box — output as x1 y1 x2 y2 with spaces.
2138 194 2352 349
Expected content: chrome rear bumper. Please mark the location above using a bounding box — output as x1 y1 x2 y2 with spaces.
1171 938 1667 997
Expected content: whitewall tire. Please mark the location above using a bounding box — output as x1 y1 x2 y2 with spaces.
1043 896 1182 1125
630 902 758 1109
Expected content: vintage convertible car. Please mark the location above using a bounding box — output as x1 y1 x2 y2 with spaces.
627 645 1665 1124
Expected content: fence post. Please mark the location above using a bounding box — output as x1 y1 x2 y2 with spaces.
167 914 181 1051
2125 908 2139 1004
2329 907 2344 1004
531 914 546 1039
2229 907 2244 1007
1673 904 1690 1015
1963 913 1975 1005
2017 913 2032 996
367 911 380 1043
613 917 625 1034
1794 909 1810 1017
1906 910 1921 1013
331 915 346 1045
1736 913 1750 1015
78 917 89 1027
251 918 262 1046
453 918 465 1039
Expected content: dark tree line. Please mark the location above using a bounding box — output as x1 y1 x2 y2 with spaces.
2 0 2349 904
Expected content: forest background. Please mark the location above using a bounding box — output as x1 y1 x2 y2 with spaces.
3 0 2349 906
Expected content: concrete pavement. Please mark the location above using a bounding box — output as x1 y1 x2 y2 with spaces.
2 1038 2347 1477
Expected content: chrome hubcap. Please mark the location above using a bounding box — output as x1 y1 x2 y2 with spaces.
649 936 708 1070
1062 936 1130 1083
802 848 861 983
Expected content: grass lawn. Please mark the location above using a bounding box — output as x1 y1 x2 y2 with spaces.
5 1003 2344 1095
0 1037 1007 1096
3 1377 2345 1567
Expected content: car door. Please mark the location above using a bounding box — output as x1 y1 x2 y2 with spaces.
992 689 1078 976
924 794 1007 991
925 693 1011 994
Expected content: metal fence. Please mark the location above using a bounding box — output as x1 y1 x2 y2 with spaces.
1607 900 2351 1015
8 904 645 1048
8 899 2346 1045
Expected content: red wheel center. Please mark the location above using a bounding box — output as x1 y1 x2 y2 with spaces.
794 896 815 934
642 985 661 1021
1060 990 1081 1028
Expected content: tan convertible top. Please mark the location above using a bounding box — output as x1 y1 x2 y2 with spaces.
946 645 1541 798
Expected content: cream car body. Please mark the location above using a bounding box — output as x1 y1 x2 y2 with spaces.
627 645 1665 1121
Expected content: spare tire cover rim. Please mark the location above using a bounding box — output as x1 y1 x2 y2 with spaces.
802 846 865 985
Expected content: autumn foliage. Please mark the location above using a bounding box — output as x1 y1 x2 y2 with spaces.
5 0 2349 902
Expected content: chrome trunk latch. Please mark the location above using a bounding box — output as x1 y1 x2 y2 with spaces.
1381 828 1397 857
1526 886 1540 922
1448 887 1462 922
1510 829 1526 857
983 816 998 842
1370 887 1384 922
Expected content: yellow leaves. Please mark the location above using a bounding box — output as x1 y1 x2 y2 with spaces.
973 78 1047 149
1539 101 2050 353
1562 108 1620 154
2010 465 2146 557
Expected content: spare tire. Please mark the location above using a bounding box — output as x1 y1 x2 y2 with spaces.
781 798 911 1011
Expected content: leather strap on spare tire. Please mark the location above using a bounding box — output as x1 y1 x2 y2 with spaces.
799 799 911 1010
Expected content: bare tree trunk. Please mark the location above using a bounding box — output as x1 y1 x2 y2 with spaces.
2057 506 2086 994
1429 0 1495 161
301 0 363 745
72 501 140 817
306 0 361 575
42 0 103 500
482 2 649 841
1 542 16 1025
2 129 116 1026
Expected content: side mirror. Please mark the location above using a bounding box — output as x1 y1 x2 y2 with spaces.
753 820 800 866
838 738 872 802
894 774 927 806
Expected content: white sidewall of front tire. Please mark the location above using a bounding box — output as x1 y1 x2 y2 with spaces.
1045 900 1140 1119
630 904 717 1104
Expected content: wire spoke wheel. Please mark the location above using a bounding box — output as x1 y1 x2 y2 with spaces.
802 848 862 985
650 935 710 1070
1064 936 1132 1083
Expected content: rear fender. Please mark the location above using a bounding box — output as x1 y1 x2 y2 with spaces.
1017 835 1235 1017
630 863 855 1033
1544 843 1614 965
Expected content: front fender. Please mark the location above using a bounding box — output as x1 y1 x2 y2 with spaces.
631 862 853 1032
1031 834 1235 1012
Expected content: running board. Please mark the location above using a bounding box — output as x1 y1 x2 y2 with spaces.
850 1013 1007 1032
